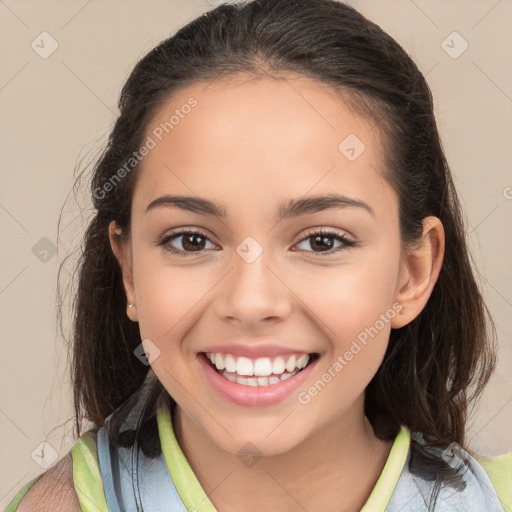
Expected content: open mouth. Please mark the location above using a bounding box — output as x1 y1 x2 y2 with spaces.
201 352 320 387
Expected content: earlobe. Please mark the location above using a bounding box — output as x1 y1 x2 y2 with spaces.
391 216 445 329
108 221 138 322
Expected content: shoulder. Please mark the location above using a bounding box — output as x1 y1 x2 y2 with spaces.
477 451 512 475
17 453 81 512
476 452 512 512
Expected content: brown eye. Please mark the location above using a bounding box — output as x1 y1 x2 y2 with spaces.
295 230 356 255
309 234 336 252
179 233 207 252
158 230 216 256
158 228 356 258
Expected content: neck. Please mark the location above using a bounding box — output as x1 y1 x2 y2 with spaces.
173 396 393 512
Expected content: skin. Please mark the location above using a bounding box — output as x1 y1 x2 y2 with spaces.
18 454 80 511
108 73 445 512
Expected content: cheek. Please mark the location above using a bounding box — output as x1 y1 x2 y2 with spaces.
299 251 400 341
294 248 400 398
131 250 213 352
132 256 211 400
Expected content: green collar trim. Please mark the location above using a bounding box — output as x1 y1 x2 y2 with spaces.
361 425 411 511
157 406 410 512
157 406 217 512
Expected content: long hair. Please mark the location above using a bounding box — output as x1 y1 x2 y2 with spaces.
58 0 496 481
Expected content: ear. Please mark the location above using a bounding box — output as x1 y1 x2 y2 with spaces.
108 221 138 322
391 216 445 328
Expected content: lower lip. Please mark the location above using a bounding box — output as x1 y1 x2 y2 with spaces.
197 353 317 407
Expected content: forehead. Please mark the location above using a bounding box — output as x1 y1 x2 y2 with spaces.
133 73 393 217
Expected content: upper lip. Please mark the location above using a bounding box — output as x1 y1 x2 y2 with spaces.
199 343 316 358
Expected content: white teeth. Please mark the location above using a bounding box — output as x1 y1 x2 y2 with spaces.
272 357 286 375
214 353 225 370
205 351 313 385
285 355 297 372
253 358 272 376
221 368 301 386
236 357 254 376
225 354 237 373
224 372 236 382
297 354 309 369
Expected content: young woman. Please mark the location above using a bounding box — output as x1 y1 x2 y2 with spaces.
6 0 511 510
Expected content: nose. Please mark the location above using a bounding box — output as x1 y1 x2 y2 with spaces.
213 248 293 328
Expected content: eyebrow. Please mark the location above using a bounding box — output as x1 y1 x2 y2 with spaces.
145 193 374 221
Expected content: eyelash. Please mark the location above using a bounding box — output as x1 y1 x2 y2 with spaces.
157 228 357 257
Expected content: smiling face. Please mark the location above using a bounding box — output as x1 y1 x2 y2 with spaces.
109 73 429 457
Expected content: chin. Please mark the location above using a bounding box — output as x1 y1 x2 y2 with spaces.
199 412 311 458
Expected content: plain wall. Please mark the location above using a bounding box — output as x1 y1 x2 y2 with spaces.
1 0 511 506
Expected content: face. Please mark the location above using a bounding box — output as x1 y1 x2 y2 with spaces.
112 73 413 456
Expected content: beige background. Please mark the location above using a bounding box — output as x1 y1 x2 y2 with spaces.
1 0 511 505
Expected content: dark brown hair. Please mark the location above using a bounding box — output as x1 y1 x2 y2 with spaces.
58 0 496 480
